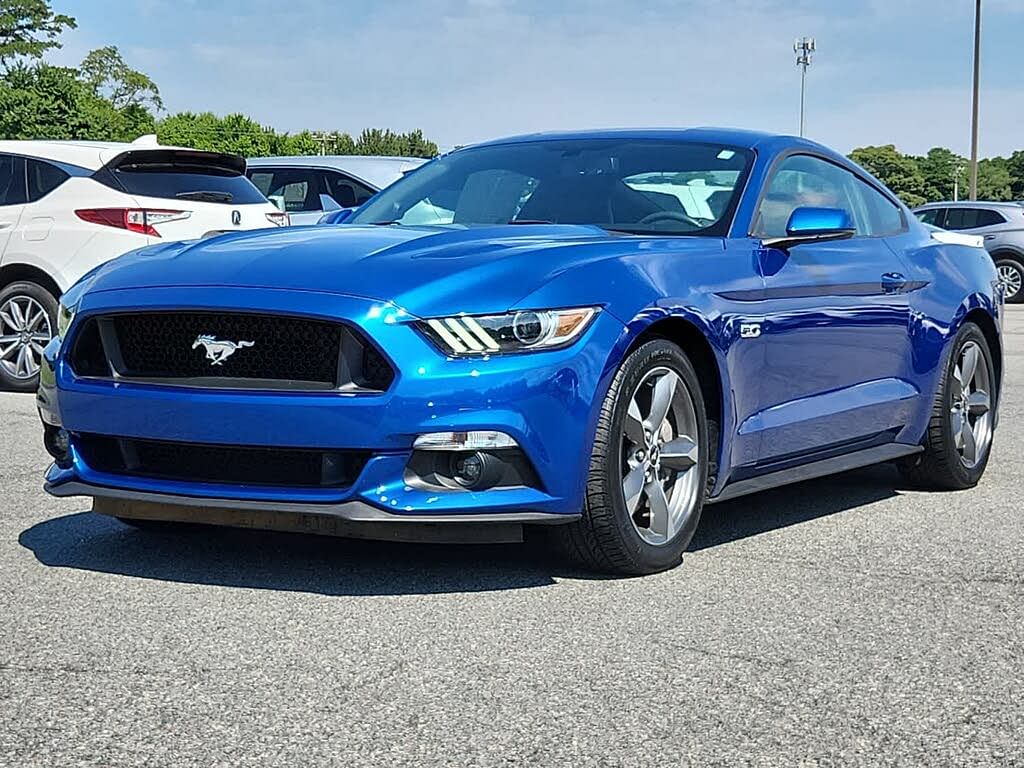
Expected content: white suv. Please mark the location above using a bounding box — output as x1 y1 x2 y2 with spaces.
0 136 287 390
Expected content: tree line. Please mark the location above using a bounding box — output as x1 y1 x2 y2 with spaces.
0 1 439 158
848 144 1023 207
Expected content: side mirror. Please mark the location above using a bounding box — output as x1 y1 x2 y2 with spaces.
763 207 856 250
317 207 356 225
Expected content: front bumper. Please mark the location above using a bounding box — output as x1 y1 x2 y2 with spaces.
41 285 622 520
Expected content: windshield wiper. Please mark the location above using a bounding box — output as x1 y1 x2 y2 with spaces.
176 190 233 203
506 219 554 225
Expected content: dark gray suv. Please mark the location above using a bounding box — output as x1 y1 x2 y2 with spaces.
914 201 1024 302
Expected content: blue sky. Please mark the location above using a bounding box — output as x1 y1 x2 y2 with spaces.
55 0 1024 156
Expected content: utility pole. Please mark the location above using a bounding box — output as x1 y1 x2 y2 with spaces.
794 37 815 137
969 0 982 200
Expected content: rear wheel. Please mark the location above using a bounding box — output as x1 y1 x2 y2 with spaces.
899 322 995 490
994 256 1024 303
0 281 58 392
555 339 709 575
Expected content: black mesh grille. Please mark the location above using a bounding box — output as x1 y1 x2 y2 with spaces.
69 311 395 392
112 312 341 384
76 434 369 488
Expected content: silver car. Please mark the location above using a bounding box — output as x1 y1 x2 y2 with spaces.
913 201 1024 302
246 156 426 226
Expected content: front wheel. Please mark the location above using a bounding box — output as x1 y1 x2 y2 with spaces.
555 339 709 575
0 281 58 392
899 322 996 490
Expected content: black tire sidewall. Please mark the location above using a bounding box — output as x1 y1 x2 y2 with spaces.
0 281 58 392
939 323 995 486
594 340 709 572
994 258 1024 303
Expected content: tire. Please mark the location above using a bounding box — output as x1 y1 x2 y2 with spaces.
994 256 1024 304
899 322 996 490
554 339 710 575
0 280 58 392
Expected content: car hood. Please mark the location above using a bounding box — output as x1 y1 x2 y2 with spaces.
80 224 722 317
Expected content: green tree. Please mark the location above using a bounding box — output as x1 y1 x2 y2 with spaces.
1006 150 1024 200
0 0 75 69
80 45 162 111
0 62 154 141
917 147 967 203
975 157 1013 201
156 111 277 155
848 144 926 207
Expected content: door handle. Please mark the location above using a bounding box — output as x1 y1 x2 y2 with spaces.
881 272 907 293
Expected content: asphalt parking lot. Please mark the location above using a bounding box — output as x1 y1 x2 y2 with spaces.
1 309 1021 767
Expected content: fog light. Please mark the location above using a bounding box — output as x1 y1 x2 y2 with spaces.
43 425 70 465
449 451 503 489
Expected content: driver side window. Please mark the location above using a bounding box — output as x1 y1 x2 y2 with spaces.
753 155 864 238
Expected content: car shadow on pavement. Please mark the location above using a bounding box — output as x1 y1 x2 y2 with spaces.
690 463 902 551
19 465 903 595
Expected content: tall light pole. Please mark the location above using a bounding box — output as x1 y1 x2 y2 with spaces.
969 0 982 200
794 37 815 137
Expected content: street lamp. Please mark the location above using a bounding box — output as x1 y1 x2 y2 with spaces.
794 37 815 137
969 0 982 201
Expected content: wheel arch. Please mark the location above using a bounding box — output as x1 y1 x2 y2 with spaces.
963 306 1002 408
619 312 729 494
990 247 1024 264
0 263 63 300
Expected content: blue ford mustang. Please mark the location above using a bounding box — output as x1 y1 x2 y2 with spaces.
38 129 1003 574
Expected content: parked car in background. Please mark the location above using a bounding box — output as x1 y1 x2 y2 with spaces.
0 136 287 391
246 156 427 225
41 129 1002 575
913 201 1024 302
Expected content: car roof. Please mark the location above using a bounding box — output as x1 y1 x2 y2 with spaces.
0 137 219 171
246 155 428 190
914 200 1024 210
0 139 136 170
467 127 813 151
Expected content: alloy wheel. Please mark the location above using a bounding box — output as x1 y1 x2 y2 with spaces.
950 340 992 469
620 366 702 546
0 295 53 381
997 264 1022 301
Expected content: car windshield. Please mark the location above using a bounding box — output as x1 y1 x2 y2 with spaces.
349 138 753 236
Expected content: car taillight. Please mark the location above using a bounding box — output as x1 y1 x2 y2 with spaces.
266 212 290 227
75 208 191 237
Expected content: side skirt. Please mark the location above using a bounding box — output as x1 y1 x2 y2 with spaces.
709 443 922 505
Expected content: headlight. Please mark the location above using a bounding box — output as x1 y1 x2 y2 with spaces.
417 307 599 356
56 301 76 338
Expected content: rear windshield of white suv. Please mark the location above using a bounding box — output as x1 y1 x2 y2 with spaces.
95 152 267 205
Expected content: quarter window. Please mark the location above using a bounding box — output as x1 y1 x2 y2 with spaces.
915 208 944 226
854 178 905 236
26 158 69 202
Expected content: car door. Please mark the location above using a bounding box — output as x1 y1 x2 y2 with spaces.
0 154 28 259
748 153 916 465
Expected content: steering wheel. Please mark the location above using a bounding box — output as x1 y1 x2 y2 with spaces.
636 210 704 229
